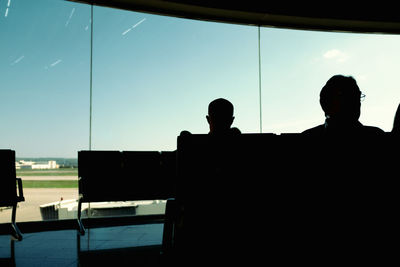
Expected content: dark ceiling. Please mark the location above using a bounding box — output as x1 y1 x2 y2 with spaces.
69 0 400 34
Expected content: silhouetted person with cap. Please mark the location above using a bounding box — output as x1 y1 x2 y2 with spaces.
391 103 400 135
302 75 384 136
207 98 241 135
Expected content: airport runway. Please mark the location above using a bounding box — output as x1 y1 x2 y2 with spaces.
0 188 78 223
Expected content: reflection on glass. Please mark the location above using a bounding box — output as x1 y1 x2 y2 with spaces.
260 28 400 133
0 0 90 222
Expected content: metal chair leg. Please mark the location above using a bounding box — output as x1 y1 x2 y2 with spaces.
77 197 85 235
162 198 177 255
11 204 22 241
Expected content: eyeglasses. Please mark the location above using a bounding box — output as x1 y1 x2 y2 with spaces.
360 92 366 102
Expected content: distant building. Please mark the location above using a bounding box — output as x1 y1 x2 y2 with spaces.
16 160 59 170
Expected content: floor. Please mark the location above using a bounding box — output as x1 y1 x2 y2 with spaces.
0 223 163 266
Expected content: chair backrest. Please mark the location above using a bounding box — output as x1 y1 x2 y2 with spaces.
176 133 278 201
174 133 279 258
171 133 397 263
78 150 176 202
122 151 175 200
0 150 17 206
78 151 123 202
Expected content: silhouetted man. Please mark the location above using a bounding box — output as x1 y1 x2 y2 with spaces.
206 98 241 135
302 75 384 136
391 103 400 135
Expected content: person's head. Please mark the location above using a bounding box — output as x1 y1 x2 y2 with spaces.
320 75 363 123
207 98 234 134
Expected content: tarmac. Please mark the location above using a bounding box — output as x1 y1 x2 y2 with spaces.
0 188 78 223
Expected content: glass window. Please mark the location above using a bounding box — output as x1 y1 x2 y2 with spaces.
0 0 90 223
2 1 400 224
88 7 259 218
260 28 400 133
91 7 260 152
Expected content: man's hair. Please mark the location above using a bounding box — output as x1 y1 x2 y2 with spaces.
320 75 361 113
208 98 234 118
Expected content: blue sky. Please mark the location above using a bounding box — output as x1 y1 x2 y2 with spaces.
1 0 400 157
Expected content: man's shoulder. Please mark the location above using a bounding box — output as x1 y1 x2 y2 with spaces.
301 124 325 136
362 125 385 135
230 127 241 135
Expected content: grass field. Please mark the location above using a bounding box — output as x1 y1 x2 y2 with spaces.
16 169 78 188
22 180 78 188
16 168 78 176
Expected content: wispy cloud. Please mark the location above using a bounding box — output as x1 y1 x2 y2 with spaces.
84 18 91 31
45 59 62 70
5 0 11 18
65 7 75 27
11 55 24 65
50 59 62 67
122 18 146 36
323 49 348 62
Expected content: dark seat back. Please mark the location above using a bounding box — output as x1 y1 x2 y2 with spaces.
0 150 18 206
122 151 175 200
169 133 397 264
78 151 123 202
78 150 176 202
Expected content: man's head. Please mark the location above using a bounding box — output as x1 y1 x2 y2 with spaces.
207 98 234 134
320 75 363 122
